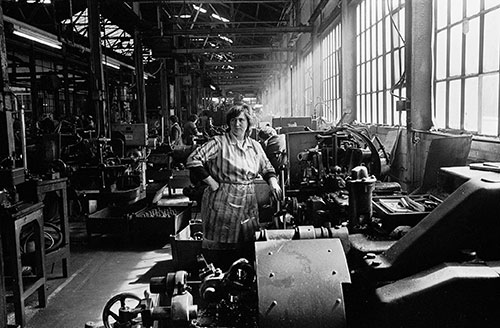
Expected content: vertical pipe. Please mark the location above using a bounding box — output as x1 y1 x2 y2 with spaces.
19 103 27 170
134 3 147 124
29 46 38 126
87 0 108 138
290 65 293 116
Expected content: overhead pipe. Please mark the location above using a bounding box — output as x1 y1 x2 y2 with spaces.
163 26 312 35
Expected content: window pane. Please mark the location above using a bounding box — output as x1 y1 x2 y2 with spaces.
435 82 446 128
385 17 392 53
485 0 500 10
449 25 463 76
361 32 365 62
385 53 392 88
483 9 500 73
361 64 365 93
371 27 377 58
361 1 366 32
387 92 394 125
450 0 463 24
436 0 448 30
378 91 384 123
449 79 462 129
481 74 499 135
372 59 377 89
378 57 384 88
366 93 372 123
464 77 479 131
398 10 405 40
377 21 383 56
467 0 480 16
367 60 371 91
465 18 479 75
436 31 447 79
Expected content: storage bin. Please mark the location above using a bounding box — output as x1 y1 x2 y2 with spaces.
131 206 191 243
169 222 202 271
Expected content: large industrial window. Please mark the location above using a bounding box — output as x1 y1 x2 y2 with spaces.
355 0 406 126
304 51 313 117
321 22 342 124
433 1 500 136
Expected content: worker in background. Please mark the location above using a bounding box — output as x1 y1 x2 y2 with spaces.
168 115 183 147
258 125 287 173
186 104 282 269
197 110 211 136
183 114 199 146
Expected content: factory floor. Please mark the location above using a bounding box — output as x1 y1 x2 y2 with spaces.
6 220 177 328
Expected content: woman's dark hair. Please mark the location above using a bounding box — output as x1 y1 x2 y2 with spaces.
226 103 253 135
169 115 179 124
188 114 199 122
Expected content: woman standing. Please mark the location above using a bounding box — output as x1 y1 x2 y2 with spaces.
186 104 282 268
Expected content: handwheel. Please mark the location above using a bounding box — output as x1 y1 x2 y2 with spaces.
102 292 142 328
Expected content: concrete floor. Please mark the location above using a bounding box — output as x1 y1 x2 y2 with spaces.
7 221 176 328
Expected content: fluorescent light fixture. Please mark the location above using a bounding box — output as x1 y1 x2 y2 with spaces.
102 61 120 70
174 14 191 19
13 30 62 49
219 35 233 43
211 13 230 23
193 4 207 14
6 16 62 49
210 85 216 90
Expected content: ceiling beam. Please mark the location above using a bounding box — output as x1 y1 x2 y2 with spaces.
210 72 271 77
205 60 286 66
184 20 285 26
131 0 290 3
164 26 312 36
173 47 294 54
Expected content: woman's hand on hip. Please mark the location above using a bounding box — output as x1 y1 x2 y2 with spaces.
203 176 220 191
268 177 283 202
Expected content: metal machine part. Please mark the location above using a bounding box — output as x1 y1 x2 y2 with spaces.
363 178 500 281
374 261 500 327
103 270 197 328
255 225 350 253
255 238 351 328
347 166 376 228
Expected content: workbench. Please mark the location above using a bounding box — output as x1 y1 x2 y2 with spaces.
19 177 70 278
1 202 46 327
0 232 6 328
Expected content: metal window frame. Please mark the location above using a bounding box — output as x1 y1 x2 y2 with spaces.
321 21 342 123
355 0 405 126
433 0 500 136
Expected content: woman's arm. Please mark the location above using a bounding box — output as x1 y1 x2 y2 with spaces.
186 137 220 189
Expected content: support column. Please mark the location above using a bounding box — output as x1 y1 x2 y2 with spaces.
160 58 169 142
341 0 357 123
408 0 433 131
29 45 38 128
87 0 108 137
133 3 147 124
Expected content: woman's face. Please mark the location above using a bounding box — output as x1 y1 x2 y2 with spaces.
229 112 248 138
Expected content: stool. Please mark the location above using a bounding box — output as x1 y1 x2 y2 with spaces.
1 202 46 327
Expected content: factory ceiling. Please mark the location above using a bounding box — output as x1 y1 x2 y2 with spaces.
2 0 311 95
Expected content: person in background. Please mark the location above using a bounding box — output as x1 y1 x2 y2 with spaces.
186 104 282 269
197 110 211 137
183 114 199 145
257 125 287 173
168 115 183 147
